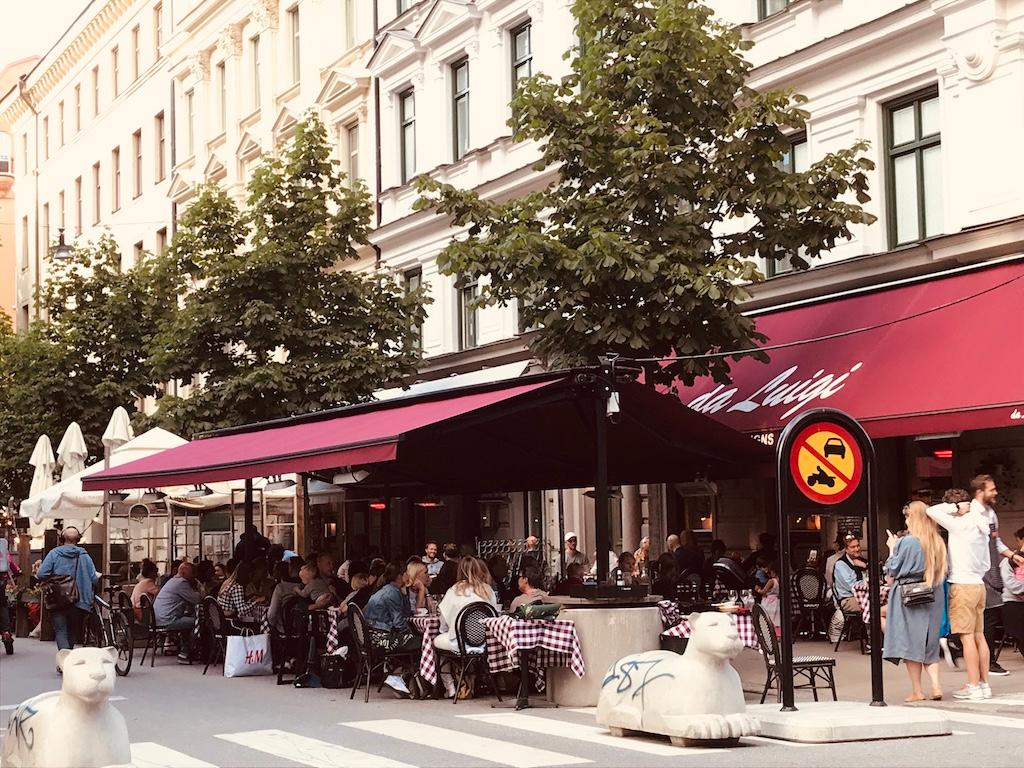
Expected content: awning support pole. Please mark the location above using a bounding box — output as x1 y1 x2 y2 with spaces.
244 478 254 561
557 489 566 579
594 388 610 584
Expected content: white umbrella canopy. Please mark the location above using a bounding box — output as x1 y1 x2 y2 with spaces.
102 406 134 451
57 422 89 480
29 435 56 497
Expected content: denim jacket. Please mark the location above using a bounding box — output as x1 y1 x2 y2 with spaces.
364 582 410 633
37 544 97 611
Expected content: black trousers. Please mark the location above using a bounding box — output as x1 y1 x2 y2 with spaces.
984 605 1003 662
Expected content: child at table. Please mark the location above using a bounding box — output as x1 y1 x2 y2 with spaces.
755 561 782 634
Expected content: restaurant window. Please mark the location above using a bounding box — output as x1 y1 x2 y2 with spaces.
399 89 415 183
155 112 166 181
132 130 142 198
457 275 479 350
404 268 422 349
346 123 359 184
92 162 101 223
92 66 100 115
112 46 119 96
758 0 789 19
154 2 163 52
288 6 300 84
511 23 532 91
74 176 82 235
766 133 809 277
131 25 141 80
111 146 121 211
886 89 942 247
185 89 195 157
73 85 81 132
216 62 227 132
250 35 261 111
452 59 469 161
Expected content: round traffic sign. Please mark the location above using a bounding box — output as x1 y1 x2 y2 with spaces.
788 421 863 505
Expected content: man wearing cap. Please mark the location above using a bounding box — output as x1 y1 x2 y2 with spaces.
564 533 589 570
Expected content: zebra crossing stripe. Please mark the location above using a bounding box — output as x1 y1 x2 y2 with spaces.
947 712 1024 730
343 719 591 767
461 712 720 756
216 729 414 768
131 742 218 768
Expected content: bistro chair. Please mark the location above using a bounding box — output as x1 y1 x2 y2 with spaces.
272 597 309 686
792 568 826 639
347 604 419 703
435 601 503 705
200 596 243 675
138 593 178 667
752 603 837 703
832 592 868 654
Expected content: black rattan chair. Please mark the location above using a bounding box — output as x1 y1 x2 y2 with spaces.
832 591 868 654
138 593 178 667
752 603 836 703
435 601 502 704
793 568 826 639
200 596 243 675
347 604 420 702
272 597 309 685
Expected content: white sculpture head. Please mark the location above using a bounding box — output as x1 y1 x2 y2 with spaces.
55 647 118 704
686 612 743 660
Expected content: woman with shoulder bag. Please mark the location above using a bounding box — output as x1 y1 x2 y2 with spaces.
883 501 948 702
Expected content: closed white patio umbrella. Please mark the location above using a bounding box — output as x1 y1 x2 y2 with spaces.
57 422 88 480
102 406 134 451
29 435 56 498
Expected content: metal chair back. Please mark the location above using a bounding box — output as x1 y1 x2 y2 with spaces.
139 593 157 630
203 595 228 637
454 601 499 655
752 603 780 669
794 568 824 607
348 603 369 658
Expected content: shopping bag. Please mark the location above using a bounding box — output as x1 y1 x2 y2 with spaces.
224 633 273 678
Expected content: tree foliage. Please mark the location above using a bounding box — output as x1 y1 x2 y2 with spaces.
416 0 875 386
151 114 428 434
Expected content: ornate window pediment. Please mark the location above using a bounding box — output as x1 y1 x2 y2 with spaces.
272 107 299 142
316 69 369 111
415 0 481 48
168 171 194 203
204 154 227 182
235 131 262 162
367 30 422 76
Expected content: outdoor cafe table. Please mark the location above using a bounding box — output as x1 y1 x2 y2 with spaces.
324 607 345 653
482 615 585 710
853 582 891 625
661 611 760 650
408 614 443 684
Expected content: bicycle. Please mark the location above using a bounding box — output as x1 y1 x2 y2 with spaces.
83 588 134 676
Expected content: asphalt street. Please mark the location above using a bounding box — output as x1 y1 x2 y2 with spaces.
2 637 1023 768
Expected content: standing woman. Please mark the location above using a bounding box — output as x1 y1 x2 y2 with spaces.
883 501 948 702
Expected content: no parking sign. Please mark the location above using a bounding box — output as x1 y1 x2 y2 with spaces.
789 421 864 505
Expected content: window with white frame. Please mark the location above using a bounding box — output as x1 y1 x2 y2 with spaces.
58 190 65 229
397 0 411 14
131 25 140 80
112 46 119 96
767 133 809 277
511 23 532 91
452 59 469 161
344 0 356 50
185 89 195 157
886 89 942 247
404 268 422 349
111 146 121 211
74 176 82 235
346 123 359 184
250 35 261 110
92 66 100 115
58 101 64 146
92 162 101 223
758 0 789 19
42 117 49 159
457 275 478 350
73 85 81 132
217 62 227 132
154 3 163 52
399 89 415 183
155 111 166 181
288 6 300 84
132 130 142 198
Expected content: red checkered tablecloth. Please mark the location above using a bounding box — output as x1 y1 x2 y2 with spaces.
324 607 345 653
662 612 759 650
658 600 680 629
482 616 585 691
852 582 890 625
409 614 443 684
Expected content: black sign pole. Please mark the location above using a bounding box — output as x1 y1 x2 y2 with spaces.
775 419 800 712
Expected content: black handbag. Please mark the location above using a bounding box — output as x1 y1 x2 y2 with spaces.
901 580 935 607
42 553 81 611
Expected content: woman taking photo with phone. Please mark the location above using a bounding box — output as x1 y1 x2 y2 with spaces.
883 501 948 702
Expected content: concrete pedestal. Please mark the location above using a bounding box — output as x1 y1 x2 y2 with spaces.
749 701 951 743
546 605 662 707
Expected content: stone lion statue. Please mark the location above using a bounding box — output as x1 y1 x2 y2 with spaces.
597 611 760 747
3 647 133 768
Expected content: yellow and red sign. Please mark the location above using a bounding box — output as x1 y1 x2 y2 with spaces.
788 422 863 505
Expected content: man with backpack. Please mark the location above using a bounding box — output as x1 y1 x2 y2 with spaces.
36 526 98 660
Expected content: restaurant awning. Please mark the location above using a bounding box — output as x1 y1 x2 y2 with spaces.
82 372 770 494
678 258 1024 439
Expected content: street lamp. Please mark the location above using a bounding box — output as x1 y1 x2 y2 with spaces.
52 227 72 260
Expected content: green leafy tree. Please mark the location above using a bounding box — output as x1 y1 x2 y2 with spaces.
151 114 427 434
416 0 875 386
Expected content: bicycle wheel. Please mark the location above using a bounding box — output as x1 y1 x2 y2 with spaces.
111 611 134 677
83 610 103 648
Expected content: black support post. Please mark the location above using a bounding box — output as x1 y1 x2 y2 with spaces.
594 394 610 584
243 478 255 562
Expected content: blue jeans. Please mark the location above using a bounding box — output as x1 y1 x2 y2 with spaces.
51 607 86 651
161 615 196 654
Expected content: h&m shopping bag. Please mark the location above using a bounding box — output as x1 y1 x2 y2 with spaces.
224 633 273 678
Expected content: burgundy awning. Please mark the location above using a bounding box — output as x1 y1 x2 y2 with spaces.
677 260 1024 439
83 378 562 490
82 372 770 494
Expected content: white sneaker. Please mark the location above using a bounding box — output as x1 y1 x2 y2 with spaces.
952 684 983 701
979 683 993 699
938 637 957 669
384 674 410 696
